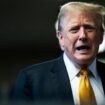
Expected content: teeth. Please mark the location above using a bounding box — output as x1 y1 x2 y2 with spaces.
76 46 90 50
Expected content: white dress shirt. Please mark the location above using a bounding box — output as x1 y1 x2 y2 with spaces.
63 53 105 105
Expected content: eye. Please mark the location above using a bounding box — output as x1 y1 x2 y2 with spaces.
69 26 79 33
84 25 96 32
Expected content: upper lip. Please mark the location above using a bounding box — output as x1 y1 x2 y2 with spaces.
76 45 90 50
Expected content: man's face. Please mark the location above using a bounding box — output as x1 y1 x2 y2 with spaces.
57 12 103 66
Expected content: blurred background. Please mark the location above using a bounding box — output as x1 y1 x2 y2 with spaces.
0 0 105 103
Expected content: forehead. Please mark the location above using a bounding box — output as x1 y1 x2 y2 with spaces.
62 12 99 26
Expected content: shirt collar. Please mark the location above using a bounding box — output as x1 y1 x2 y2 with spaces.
63 53 80 81
88 58 97 79
63 52 98 81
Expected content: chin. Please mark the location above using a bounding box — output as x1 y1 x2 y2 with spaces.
75 56 94 66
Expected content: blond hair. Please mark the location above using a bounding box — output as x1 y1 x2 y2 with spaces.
55 2 105 34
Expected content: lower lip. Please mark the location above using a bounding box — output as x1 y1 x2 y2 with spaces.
76 49 90 53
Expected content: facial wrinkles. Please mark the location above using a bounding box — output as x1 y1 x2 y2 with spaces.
68 14 96 49
66 12 97 31
60 12 102 67
71 21 95 31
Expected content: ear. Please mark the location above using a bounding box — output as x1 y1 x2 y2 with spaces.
56 31 65 48
56 31 64 42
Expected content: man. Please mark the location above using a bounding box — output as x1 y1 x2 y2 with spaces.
13 2 105 105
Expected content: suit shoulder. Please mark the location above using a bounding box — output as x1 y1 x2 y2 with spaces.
97 59 105 73
97 59 105 66
21 56 62 74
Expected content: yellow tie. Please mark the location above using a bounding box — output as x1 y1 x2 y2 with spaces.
79 69 97 105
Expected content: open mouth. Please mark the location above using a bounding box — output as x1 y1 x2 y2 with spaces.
76 45 90 51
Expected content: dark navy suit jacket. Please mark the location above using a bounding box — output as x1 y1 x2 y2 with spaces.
13 56 105 105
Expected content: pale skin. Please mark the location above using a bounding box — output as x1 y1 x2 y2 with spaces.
57 12 103 68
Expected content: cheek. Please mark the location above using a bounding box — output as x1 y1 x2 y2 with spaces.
89 32 101 44
90 36 101 53
94 31 102 41
93 35 101 46
64 36 76 51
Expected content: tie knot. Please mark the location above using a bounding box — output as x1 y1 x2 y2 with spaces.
80 69 89 76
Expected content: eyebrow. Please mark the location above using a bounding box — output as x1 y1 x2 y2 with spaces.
69 23 96 28
82 24 96 28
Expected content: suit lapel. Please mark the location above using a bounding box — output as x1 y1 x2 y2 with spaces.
97 60 105 94
49 57 105 104
51 56 74 105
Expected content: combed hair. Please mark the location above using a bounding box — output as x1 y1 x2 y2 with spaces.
55 2 105 35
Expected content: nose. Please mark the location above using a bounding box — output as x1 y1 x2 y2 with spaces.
78 27 87 41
